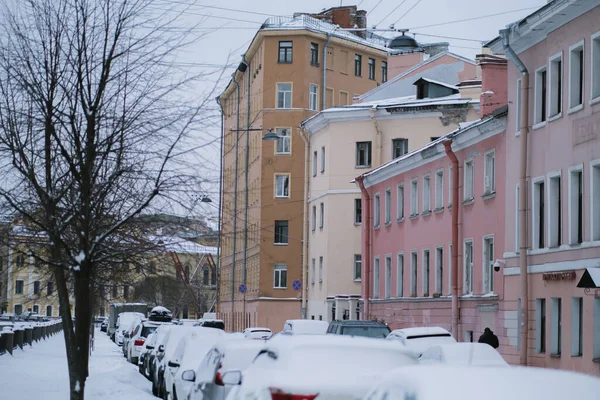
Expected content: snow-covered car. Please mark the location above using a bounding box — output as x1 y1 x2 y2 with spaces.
176 319 200 326
243 327 272 340
362 365 600 400
148 306 173 323
386 327 456 356
418 342 509 367
193 319 225 331
163 327 227 400
186 337 267 400
122 315 144 357
100 318 109 332
139 332 156 375
221 334 417 400
145 325 175 381
114 312 145 346
281 319 329 335
153 325 197 398
127 320 161 364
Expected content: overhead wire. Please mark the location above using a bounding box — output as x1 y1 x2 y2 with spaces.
375 0 408 27
367 0 386 16
407 7 540 30
393 0 424 25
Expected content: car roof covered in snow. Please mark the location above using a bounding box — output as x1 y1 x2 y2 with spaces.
283 319 329 334
390 327 452 337
419 343 508 367
266 333 412 353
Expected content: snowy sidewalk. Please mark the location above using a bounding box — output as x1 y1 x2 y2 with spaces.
0 328 155 399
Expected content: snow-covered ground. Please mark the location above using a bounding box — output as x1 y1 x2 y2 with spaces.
0 329 155 399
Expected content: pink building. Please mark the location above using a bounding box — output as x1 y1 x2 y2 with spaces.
355 54 509 345
486 0 600 375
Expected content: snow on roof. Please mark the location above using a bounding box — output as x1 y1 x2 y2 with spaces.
150 306 171 314
150 235 217 255
391 326 452 337
414 77 459 91
247 327 271 332
283 319 329 335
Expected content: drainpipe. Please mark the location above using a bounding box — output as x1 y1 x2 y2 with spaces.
215 96 225 313
322 33 333 110
241 55 251 330
501 28 530 366
443 139 460 339
369 108 383 165
355 175 371 320
231 73 241 332
300 128 311 319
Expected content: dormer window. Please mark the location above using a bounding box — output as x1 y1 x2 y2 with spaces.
413 78 459 99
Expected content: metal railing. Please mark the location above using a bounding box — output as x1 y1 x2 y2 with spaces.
0 319 63 356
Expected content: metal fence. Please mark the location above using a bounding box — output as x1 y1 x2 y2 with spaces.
0 320 63 356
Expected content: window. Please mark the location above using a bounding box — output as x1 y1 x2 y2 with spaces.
484 150 496 194
373 193 380 228
354 254 361 280
278 41 292 63
392 138 408 159
275 174 290 198
435 247 443 295
464 241 473 294
313 151 317 177
594 298 600 359
368 58 375 80
373 257 380 299
33 305 39 314
318 257 323 283
354 198 362 224
384 188 391 224
16 254 25 267
275 128 291 154
123 285 129 299
593 161 600 241
385 255 392 299
423 175 431 212
13 304 23 315
569 167 583 244
274 264 287 288
312 205 316 231
448 244 452 296
592 33 600 101
464 160 474 201
203 268 209 285
571 297 583 356
448 165 453 207
112 284 118 298
356 141 372 167
45 305 52 317
549 53 562 117
354 54 362 76
410 179 418 216
310 42 319 66
551 297 562 355
319 202 324 229
309 84 318 111
533 179 546 249
569 41 584 110
276 83 292 108
47 281 54 296
274 220 289 244
423 249 430 296
534 66 547 124
515 184 520 252
320 147 325 173
483 237 494 294
15 279 24 294
435 170 444 209
410 251 417 296
536 298 547 353
396 253 404 297
396 184 404 220
516 79 522 132
382 61 388 83
311 259 315 284
548 174 562 247
33 280 41 295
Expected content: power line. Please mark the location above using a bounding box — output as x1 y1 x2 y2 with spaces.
375 0 408 27
413 32 484 43
166 2 288 18
393 0 424 25
149 7 264 25
367 0 386 16
407 7 539 30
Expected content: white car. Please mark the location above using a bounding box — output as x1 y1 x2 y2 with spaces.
127 320 161 365
121 315 144 356
114 312 145 346
154 326 196 398
362 365 600 400
186 337 267 400
243 327 272 340
281 319 329 335
418 342 509 367
163 327 227 400
221 334 417 400
386 326 456 356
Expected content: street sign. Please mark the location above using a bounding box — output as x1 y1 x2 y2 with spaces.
292 279 302 291
238 284 247 293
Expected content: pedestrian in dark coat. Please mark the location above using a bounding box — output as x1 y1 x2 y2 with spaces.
478 327 499 349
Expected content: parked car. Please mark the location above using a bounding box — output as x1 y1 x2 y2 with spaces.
148 306 173 323
153 325 196 398
127 320 161 364
327 320 391 338
194 319 225 331
221 334 417 399
362 365 600 400
122 315 144 357
114 312 145 346
418 343 509 367
144 325 175 382
139 332 156 375
281 319 329 335
100 318 109 332
243 327 272 340
386 327 456 356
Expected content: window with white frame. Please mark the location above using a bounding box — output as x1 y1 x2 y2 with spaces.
397 184 404 220
312 205 316 231
392 138 408 159
534 66 547 124
277 83 292 108
320 147 325 173
571 297 583 356
275 128 291 154
384 188 391 224
569 41 584 110
356 142 372 167
569 167 583 244
311 258 315 284
354 198 362 224
549 174 562 247
309 84 319 111
484 150 496 194
464 160 474 201
319 256 323 283
448 165 453 207
373 257 380 299
385 255 392 299
483 236 494 294
516 79 522 133
435 169 444 209
319 202 324 229
592 33 600 101
274 264 288 288
447 244 452 296
464 241 473 294
423 249 430 296
374 192 381 228
550 297 562 355
592 161 600 241
533 179 546 249
435 246 443 295
410 179 418 216
423 175 431 212
410 251 418 296
275 174 290 198
396 253 404 297
354 254 361 280
549 52 562 117
313 151 317 177
536 298 546 353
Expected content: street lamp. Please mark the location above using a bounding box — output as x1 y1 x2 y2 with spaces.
200 196 212 203
261 129 280 141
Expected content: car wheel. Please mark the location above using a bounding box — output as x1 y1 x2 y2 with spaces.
138 362 145 375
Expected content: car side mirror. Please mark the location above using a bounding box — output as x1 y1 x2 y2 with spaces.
168 361 180 368
158 345 164 352
221 370 242 386
146 345 154 350
124 333 130 338
181 370 195 382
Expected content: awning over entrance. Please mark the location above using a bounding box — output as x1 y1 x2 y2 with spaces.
576 268 600 288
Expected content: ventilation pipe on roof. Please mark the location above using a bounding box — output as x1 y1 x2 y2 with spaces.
500 28 529 367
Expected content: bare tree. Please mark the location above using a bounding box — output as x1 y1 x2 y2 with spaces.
0 0 223 398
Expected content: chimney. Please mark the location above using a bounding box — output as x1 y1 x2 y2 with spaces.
298 6 367 39
477 54 508 119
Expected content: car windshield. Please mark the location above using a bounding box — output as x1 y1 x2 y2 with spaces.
141 326 158 338
341 326 391 338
